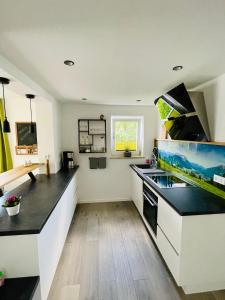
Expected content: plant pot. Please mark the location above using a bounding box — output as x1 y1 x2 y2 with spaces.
6 203 20 216
124 150 132 157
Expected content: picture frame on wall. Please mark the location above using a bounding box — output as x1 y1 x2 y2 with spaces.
15 122 38 155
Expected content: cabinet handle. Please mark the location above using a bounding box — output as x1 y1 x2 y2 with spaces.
143 192 157 206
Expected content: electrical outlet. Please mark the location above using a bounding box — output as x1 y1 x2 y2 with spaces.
213 174 225 185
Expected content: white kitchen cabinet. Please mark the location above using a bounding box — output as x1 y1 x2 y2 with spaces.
156 195 225 294
158 197 182 254
157 226 180 282
0 172 78 300
131 170 143 216
131 169 225 294
37 174 78 299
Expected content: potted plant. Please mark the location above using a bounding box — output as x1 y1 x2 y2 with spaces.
124 148 132 157
2 194 22 216
0 271 5 287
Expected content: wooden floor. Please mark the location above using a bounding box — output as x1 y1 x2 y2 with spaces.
48 202 225 300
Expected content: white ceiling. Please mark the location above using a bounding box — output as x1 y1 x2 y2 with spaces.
0 0 225 105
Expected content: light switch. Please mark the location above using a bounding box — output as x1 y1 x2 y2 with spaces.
213 174 225 185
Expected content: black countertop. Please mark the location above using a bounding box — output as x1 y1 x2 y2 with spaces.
0 167 79 236
130 165 225 216
0 276 39 300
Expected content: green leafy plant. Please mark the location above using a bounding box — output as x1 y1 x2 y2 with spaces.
2 195 21 208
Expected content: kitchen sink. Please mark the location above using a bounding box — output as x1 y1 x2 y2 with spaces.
135 164 152 169
134 164 165 174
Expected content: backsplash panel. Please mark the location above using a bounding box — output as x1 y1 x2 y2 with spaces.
157 140 225 198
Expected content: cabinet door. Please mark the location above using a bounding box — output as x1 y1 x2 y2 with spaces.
157 197 182 254
157 226 180 283
131 171 143 216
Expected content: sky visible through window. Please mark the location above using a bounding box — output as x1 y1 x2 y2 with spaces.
114 120 138 151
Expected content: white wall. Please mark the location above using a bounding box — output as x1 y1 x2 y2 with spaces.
2 91 62 191
36 99 62 174
6 90 62 173
52 100 62 172
61 103 158 202
0 53 62 197
5 90 38 167
195 73 225 142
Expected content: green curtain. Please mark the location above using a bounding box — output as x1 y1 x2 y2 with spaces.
0 98 13 172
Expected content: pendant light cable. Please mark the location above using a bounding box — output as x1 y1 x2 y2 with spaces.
26 94 35 134
29 98 33 124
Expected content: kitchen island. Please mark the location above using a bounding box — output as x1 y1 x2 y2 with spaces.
0 166 79 300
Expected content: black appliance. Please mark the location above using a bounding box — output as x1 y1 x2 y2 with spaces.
143 182 158 235
154 83 195 116
146 175 193 188
154 83 210 141
62 151 75 168
166 115 207 141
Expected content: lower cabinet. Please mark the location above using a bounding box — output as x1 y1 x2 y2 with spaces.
157 197 182 284
0 173 78 300
37 174 78 299
131 169 225 294
157 196 225 294
157 226 180 283
131 170 143 216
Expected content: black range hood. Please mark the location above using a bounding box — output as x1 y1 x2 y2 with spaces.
154 83 211 142
154 83 195 115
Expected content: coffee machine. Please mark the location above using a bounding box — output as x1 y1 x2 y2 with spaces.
62 151 75 168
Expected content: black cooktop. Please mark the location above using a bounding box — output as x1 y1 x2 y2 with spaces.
146 175 194 188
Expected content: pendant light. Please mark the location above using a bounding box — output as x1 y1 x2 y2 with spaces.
0 77 10 133
25 94 35 134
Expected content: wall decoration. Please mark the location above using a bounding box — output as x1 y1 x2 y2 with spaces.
15 122 38 155
78 119 106 153
157 140 225 198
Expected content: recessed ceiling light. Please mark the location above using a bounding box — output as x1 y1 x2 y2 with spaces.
136 99 142 102
81 98 87 101
64 60 75 66
172 65 183 71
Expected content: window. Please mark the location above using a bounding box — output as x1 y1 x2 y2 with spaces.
111 116 144 156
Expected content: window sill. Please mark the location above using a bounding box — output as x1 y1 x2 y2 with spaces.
110 155 145 159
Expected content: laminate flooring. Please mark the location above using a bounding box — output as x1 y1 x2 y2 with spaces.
48 202 225 300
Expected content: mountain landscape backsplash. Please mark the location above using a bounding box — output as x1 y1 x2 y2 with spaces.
159 150 225 180
157 140 225 198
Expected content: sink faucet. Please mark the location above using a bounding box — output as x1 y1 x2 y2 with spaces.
150 147 158 168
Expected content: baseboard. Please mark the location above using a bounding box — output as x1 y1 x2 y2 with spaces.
78 198 130 204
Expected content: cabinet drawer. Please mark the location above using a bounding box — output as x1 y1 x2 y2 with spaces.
157 226 180 283
158 197 182 253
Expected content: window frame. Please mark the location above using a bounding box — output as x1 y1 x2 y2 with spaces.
111 115 144 156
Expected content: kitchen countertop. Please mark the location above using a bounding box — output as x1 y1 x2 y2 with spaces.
0 276 39 300
130 165 225 216
0 167 79 236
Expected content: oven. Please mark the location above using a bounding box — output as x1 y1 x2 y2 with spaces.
143 182 158 235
